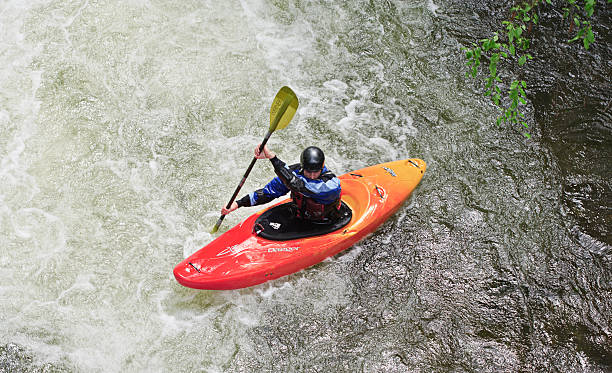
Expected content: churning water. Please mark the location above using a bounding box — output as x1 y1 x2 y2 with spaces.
1 0 610 372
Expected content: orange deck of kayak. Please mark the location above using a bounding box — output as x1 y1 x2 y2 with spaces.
174 158 426 290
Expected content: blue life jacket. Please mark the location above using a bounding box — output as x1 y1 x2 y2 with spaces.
244 157 342 221
289 165 342 221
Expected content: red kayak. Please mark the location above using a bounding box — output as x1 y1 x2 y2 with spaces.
174 158 426 290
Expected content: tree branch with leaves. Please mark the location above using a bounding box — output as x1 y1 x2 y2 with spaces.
462 0 609 138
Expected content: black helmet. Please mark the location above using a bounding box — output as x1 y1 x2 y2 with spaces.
300 146 325 171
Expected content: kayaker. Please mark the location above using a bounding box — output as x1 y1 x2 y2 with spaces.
221 145 342 223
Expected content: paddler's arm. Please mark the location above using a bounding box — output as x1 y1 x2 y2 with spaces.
233 176 289 208
269 156 312 195
220 194 255 215
220 144 288 215
270 156 341 203
222 177 289 214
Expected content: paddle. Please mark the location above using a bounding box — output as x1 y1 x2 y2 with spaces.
211 86 299 233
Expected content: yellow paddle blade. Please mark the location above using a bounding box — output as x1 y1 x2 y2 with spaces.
269 86 298 132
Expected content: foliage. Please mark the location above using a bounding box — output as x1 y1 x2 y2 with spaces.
565 0 597 49
462 0 609 138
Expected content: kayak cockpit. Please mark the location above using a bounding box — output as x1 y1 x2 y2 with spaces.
253 201 352 240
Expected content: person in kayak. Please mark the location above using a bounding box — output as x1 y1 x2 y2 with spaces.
221 145 342 223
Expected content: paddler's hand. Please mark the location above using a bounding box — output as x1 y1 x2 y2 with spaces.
254 144 275 159
221 201 239 215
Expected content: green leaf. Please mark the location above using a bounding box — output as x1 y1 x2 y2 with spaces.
518 55 527 66
586 7 594 17
585 0 595 16
586 27 595 42
522 39 530 50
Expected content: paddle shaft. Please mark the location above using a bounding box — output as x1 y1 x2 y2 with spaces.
211 88 296 233
212 130 273 231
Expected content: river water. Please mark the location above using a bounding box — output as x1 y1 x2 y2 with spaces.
1 0 610 372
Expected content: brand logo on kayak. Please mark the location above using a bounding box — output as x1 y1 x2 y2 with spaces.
268 246 299 253
270 222 281 230
216 244 249 257
382 167 397 177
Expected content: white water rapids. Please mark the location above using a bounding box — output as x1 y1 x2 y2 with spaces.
0 1 426 370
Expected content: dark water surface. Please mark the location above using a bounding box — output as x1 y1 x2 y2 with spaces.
1 0 610 372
